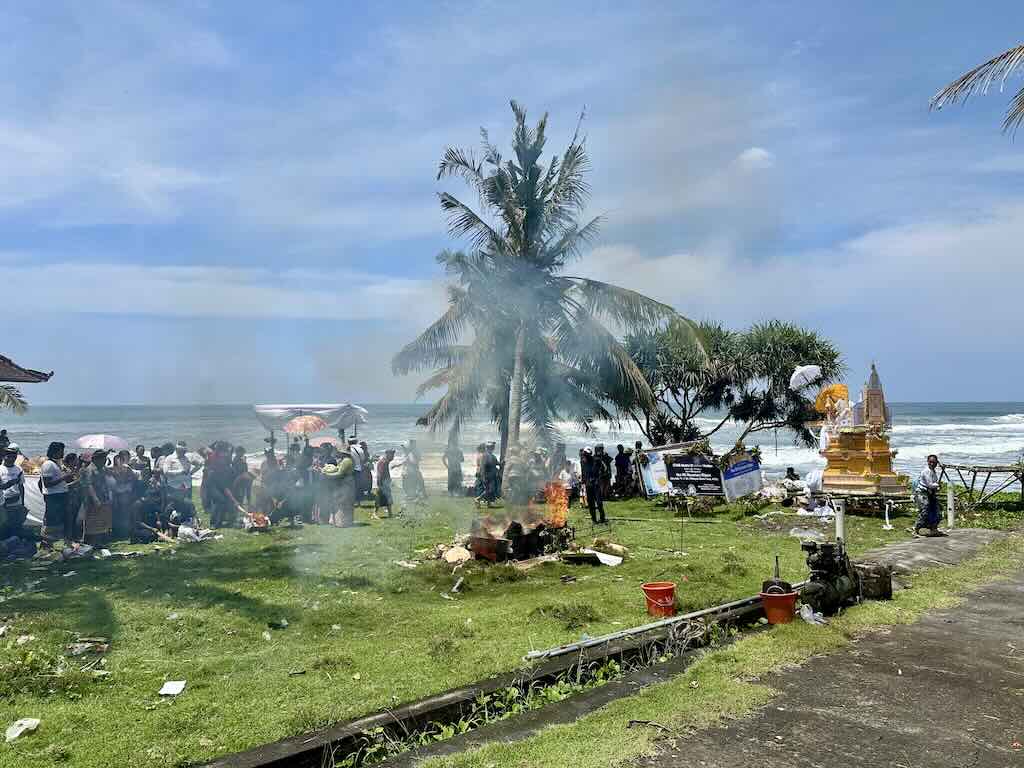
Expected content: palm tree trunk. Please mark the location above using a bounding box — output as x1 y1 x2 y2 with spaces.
501 322 526 495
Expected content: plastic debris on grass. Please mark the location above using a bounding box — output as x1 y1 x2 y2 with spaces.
799 604 828 625
158 680 186 696
442 546 472 565
5 718 40 742
66 639 109 656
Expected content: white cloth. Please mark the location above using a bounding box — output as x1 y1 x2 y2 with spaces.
915 467 940 494
0 464 24 504
159 453 195 495
349 446 363 473
39 459 67 496
804 469 823 493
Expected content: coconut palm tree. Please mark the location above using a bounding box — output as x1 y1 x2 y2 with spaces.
931 44 1024 133
0 385 27 414
393 102 695 492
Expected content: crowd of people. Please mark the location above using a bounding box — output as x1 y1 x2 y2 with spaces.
0 424 652 558
449 439 646 524
0 432 430 555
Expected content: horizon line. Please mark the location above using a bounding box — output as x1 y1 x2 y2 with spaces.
12 400 1024 409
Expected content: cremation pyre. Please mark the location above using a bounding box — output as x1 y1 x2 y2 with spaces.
468 483 573 562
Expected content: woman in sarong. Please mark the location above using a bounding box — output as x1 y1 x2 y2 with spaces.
79 451 114 545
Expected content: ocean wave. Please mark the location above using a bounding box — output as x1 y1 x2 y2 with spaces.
894 440 1024 461
992 413 1024 423
891 422 1024 434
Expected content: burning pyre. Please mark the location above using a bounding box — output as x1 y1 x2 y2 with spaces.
468 482 573 562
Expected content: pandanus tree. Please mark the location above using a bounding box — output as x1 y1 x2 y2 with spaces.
393 102 696 492
931 43 1024 133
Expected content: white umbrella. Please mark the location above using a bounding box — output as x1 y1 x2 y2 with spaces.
76 434 130 452
788 365 822 392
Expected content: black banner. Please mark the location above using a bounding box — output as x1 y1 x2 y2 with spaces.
665 456 724 496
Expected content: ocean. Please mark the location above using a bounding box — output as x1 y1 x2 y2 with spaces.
4 402 1024 481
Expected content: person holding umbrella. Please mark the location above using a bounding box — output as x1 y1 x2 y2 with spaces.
79 450 113 544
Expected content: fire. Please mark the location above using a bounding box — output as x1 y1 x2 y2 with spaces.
543 482 568 528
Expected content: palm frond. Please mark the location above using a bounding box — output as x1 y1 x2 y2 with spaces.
438 193 503 251
931 44 1024 133
562 276 679 330
0 385 27 414
542 215 603 266
391 295 472 375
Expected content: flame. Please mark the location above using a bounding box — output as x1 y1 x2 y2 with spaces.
543 482 568 528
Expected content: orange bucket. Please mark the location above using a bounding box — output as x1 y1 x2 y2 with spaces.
760 591 798 624
641 581 677 617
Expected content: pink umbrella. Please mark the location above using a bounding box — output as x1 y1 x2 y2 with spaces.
284 415 328 435
76 434 130 452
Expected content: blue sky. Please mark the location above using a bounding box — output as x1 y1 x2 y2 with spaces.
3 1 1023 404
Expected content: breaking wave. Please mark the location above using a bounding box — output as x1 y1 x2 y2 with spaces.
992 413 1024 424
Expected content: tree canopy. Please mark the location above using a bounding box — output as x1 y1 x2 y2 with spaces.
624 319 843 448
393 102 695 469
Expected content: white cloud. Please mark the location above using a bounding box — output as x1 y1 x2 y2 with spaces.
734 147 776 171
584 201 1024 338
0 261 448 326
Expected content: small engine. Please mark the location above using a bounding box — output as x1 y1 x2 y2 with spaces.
800 540 860 615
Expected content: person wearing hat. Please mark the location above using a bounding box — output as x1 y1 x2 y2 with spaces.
374 448 396 518
39 442 75 546
0 446 26 540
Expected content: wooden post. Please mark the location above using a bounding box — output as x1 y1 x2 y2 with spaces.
834 497 846 543
946 484 955 529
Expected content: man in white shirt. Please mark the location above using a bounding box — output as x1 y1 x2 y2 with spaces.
0 447 26 538
40 441 75 545
159 441 199 500
558 459 579 503
913 454 942 536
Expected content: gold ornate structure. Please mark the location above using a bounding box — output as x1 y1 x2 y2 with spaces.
821 364 903 496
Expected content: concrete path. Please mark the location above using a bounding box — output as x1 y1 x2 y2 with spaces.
637 567 1024 768
856 527 1007 575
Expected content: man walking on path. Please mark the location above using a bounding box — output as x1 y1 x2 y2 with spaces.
913 453 943 536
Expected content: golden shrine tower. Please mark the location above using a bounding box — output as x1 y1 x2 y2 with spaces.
821 364 903 496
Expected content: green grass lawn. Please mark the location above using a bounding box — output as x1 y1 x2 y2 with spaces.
423 532 1024 768
0 494 995 767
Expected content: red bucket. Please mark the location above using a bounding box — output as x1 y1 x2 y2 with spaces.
641 581 677 617
760 591 798 624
